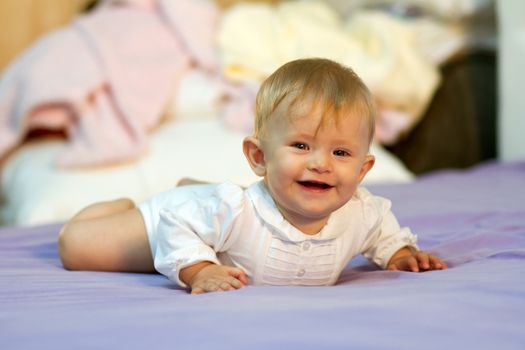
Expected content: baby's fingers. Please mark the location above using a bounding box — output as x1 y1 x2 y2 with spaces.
191 279 223 294
191 286 205 294
216 281 233 291
191 277 244 294
224 266 249 285
429 255 448 270
215 277 245 291
405 256 420 272
388 257 419 272
387 264 399 271
415 252 430 270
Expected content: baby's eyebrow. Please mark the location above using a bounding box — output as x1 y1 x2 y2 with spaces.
330 139 361 151
285 130 316 139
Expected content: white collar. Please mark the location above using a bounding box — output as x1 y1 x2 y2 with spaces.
246 181 358 242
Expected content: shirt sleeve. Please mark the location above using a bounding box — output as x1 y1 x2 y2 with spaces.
360 190 419 269
153 183 244 287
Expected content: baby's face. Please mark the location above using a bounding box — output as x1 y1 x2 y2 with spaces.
260 100 374 234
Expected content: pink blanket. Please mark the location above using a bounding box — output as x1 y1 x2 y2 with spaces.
0 0 219 167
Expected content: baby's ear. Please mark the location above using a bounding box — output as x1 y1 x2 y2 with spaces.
358 154 375 183
243 136 266 176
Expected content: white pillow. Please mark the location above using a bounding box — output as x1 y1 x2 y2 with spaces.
0 120 254 226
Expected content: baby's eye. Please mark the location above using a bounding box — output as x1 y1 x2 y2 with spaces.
292 143 309 150
333 149 350 157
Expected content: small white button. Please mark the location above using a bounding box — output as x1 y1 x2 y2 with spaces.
297 269 305 277
303 242 311 251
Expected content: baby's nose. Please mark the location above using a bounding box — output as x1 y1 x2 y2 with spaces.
308 151 331 172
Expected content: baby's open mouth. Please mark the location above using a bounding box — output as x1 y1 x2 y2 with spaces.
297 180 333 190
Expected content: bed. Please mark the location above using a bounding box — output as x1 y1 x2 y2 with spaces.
4 2 517 347
2 160 524 349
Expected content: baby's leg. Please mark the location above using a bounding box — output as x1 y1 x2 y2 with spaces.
58 199 154 273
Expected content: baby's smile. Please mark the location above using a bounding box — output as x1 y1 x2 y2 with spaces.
296 180 334 192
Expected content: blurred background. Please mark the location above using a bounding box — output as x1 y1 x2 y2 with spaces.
0 0 522 226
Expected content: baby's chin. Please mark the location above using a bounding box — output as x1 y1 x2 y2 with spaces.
284 205 341 229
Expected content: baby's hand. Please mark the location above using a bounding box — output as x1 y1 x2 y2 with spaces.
189 263 248 294
387 249 448 272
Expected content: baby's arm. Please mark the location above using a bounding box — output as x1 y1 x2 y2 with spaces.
156 208 246 294
180 262 248 294
154 184 248 294
361 190 448 272
387 246 448 272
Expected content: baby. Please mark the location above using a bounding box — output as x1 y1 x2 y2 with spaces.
58 58 447 294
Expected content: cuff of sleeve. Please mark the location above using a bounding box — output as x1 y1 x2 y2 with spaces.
155 245 221 288
375 231 419 269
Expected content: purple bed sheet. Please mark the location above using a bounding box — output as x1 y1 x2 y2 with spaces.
1 161 524 350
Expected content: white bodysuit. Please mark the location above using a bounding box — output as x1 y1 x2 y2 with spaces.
138 181 418 287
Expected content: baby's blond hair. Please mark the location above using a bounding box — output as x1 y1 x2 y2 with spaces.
254 58 376 144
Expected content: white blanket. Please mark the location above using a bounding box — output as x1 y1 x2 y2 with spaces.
218 1 441 144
